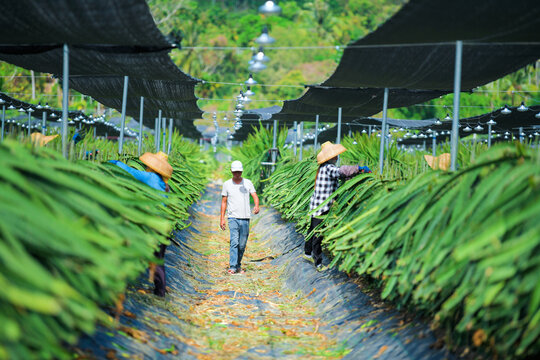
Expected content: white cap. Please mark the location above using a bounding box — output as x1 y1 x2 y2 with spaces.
231 160 243 172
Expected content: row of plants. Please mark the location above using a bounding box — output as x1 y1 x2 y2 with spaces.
0 136 209 359
262 139 540 358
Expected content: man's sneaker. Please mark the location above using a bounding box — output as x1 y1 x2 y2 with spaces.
303 254 314 263
316 264 327 272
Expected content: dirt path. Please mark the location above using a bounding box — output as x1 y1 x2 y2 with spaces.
77 183 453 360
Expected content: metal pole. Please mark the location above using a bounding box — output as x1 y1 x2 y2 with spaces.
314 114 319 151
299 121 304 160
27 111 32 136
487 124 492 148
156 110 162 152
118 75 129 154
167 118 173 154
519 126 523 143
293 121 297 157
1 104 5 141
336 107 342 144
93 126 96 138
379 88 389 174
62 44 69 158
161 117 166 152
368 125 372 137
450 40 463 171
138 96 144 155
432 134 437 156
42 111 47 135
272 119 278 172
154 117 159 151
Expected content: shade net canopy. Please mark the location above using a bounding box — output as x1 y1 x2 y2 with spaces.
0 0 203 138
0 0 170 46
321 0 540 90
419 105 540 134
241 88 448 125
0 92 84 120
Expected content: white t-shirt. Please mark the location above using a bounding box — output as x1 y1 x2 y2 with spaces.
222 178 256 219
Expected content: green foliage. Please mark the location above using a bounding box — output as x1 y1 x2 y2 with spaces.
0 138 207 359
263 141 540 358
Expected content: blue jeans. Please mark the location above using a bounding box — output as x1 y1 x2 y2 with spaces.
228 218 250 271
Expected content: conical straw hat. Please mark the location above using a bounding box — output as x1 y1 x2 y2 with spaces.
424 153 451 171
30 132 59 146
316 141 347 164
139 152 173 182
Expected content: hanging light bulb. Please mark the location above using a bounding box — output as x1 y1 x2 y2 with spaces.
234 109 244 117
236 102 245 109
255 26 275 45
426 128 432 133
474 125 484 131
259 1 281 15
248 61 267 72
444 113 452 121
352 140 357 145
434 118 442 125
223 115 228 122
534 132 539 136
361 129 367 134
245 86 255 97
504 131 510 135
8 104 16 110
517 101 528 112
535 112 540 119
486 118 496 126
44 103 50 109
411 134 418 139
405 131 411 137
463 126 472 132
501 105 512 115
18 107 25 113
36 102 42 109
245 74 257 86
236 92 244 104
252 47 270 63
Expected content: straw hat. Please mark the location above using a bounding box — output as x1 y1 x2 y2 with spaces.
316 141 347 164
31 132 59 146
424 153 451 171
139 151 173 182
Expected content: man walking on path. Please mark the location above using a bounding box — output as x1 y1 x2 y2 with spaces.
220 160 260 274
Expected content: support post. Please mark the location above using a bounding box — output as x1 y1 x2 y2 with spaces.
1 104 5 141
27 111 32 136
62 44 69 158
450 40 463 171
314 114 319 151
154 118 159 151
93 126 96 138
432 134 437 157
272 119 278 172
519 126 523 143
138 96 144 155
156 110 162 152
336 107 342 144
299 121 304 160
118 75 129 154
487 124 492 148
378 88 389 174
42 111 47 135
293 121 297 157
162 117 166 152
368 125 372 137
167 118 173 154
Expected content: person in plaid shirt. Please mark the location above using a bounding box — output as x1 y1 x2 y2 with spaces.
305 141 371 269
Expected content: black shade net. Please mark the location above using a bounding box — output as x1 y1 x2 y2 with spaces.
322 0 540 90
0 92 84 120
0 0 203 138
0 0 170 46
